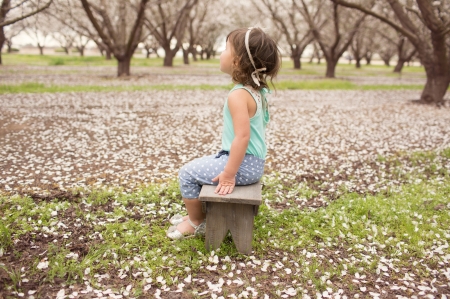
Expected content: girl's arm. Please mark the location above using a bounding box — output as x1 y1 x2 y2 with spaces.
212 89 253 195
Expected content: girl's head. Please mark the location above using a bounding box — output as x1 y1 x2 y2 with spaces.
220 27 281 90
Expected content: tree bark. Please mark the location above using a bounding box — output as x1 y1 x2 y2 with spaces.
38 44 44 55
393 59 405 73
326 59 338 78
292 54 301 69
182 48 189 65
364 53 372 65
355 59 361 68
77 46 85 57
117 55 132 76
163 49 176 66
421 74 450 105
0 27 5 64
190 47 197 61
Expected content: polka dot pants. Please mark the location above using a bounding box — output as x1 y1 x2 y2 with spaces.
178 151 265 199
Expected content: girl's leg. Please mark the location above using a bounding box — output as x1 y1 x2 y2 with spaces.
171 154 223 236
171 153 264 236
172 198 205 234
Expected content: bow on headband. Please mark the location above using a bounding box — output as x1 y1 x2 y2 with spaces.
245 27 266 86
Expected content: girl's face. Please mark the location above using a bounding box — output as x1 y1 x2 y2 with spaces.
220 39 234 75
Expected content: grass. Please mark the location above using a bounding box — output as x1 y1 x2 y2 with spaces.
1 149 449 297
1 53 426 76
0 82 233 94
0 81 434 94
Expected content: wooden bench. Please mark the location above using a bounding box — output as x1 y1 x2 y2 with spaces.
198 182 262 254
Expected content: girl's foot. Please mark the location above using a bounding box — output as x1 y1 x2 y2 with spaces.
166 218 206 240
169 214 189 225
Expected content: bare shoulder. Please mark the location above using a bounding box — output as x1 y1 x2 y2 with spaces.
228 88 254 107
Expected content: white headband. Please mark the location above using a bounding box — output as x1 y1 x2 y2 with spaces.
245 27 266 86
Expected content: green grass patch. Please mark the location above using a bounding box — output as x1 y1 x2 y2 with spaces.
0 81 433 94
1 149 449 296
0 82 233 94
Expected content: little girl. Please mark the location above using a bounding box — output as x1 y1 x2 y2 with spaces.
167 27 281 239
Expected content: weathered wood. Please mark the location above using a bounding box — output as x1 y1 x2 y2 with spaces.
198 183 262 205
204 202 255 254
199 182 262 254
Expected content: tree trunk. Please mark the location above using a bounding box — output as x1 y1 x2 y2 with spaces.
0 28 4 65
78 46 85 57
292 54 301 69
163 50 176 66
325 60 338 78
382 58 390 66
5 38 12 53
38 45 44 55
393 59 405 73
105 50 112 60
190 48 197 61
63 47 69 54
365 55 371 65
355 59 361 68
182 48 189 65
117 55 132 76
420 73 450 105
146 49 151 58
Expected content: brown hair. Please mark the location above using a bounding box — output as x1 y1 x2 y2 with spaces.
226 27 281 91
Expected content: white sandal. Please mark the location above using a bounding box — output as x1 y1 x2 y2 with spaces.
169 214 185 226
166 218 206 240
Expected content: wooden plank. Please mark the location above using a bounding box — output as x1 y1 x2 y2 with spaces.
198 182 262 205
204 202 230 251
228 203 255 254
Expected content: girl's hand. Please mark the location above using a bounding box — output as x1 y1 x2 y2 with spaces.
212 171 236 195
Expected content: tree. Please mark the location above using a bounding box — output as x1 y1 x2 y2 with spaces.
331 0 450 105
73 33 89 56
299 0 367 77
392 35 416 73
23 12 52 55
3 21 23 52
181 0 211 64
144 0 198 67
256 0 317 70
50 0 111 59
0 0 53 64
52 23 76 54
377 37 396 66
80 0 149 76
142 35 159 58
308 41 323 64
350 23 377 68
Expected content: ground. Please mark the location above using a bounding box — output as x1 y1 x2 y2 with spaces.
0 60 449 299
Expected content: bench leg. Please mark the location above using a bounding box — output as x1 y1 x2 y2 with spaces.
204 202 255 255
204 202 229 251
229 204 255 255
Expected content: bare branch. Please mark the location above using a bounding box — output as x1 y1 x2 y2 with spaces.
0 0 53 27
330 0 418 45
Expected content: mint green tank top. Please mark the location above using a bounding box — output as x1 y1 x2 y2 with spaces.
221 84 270 159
